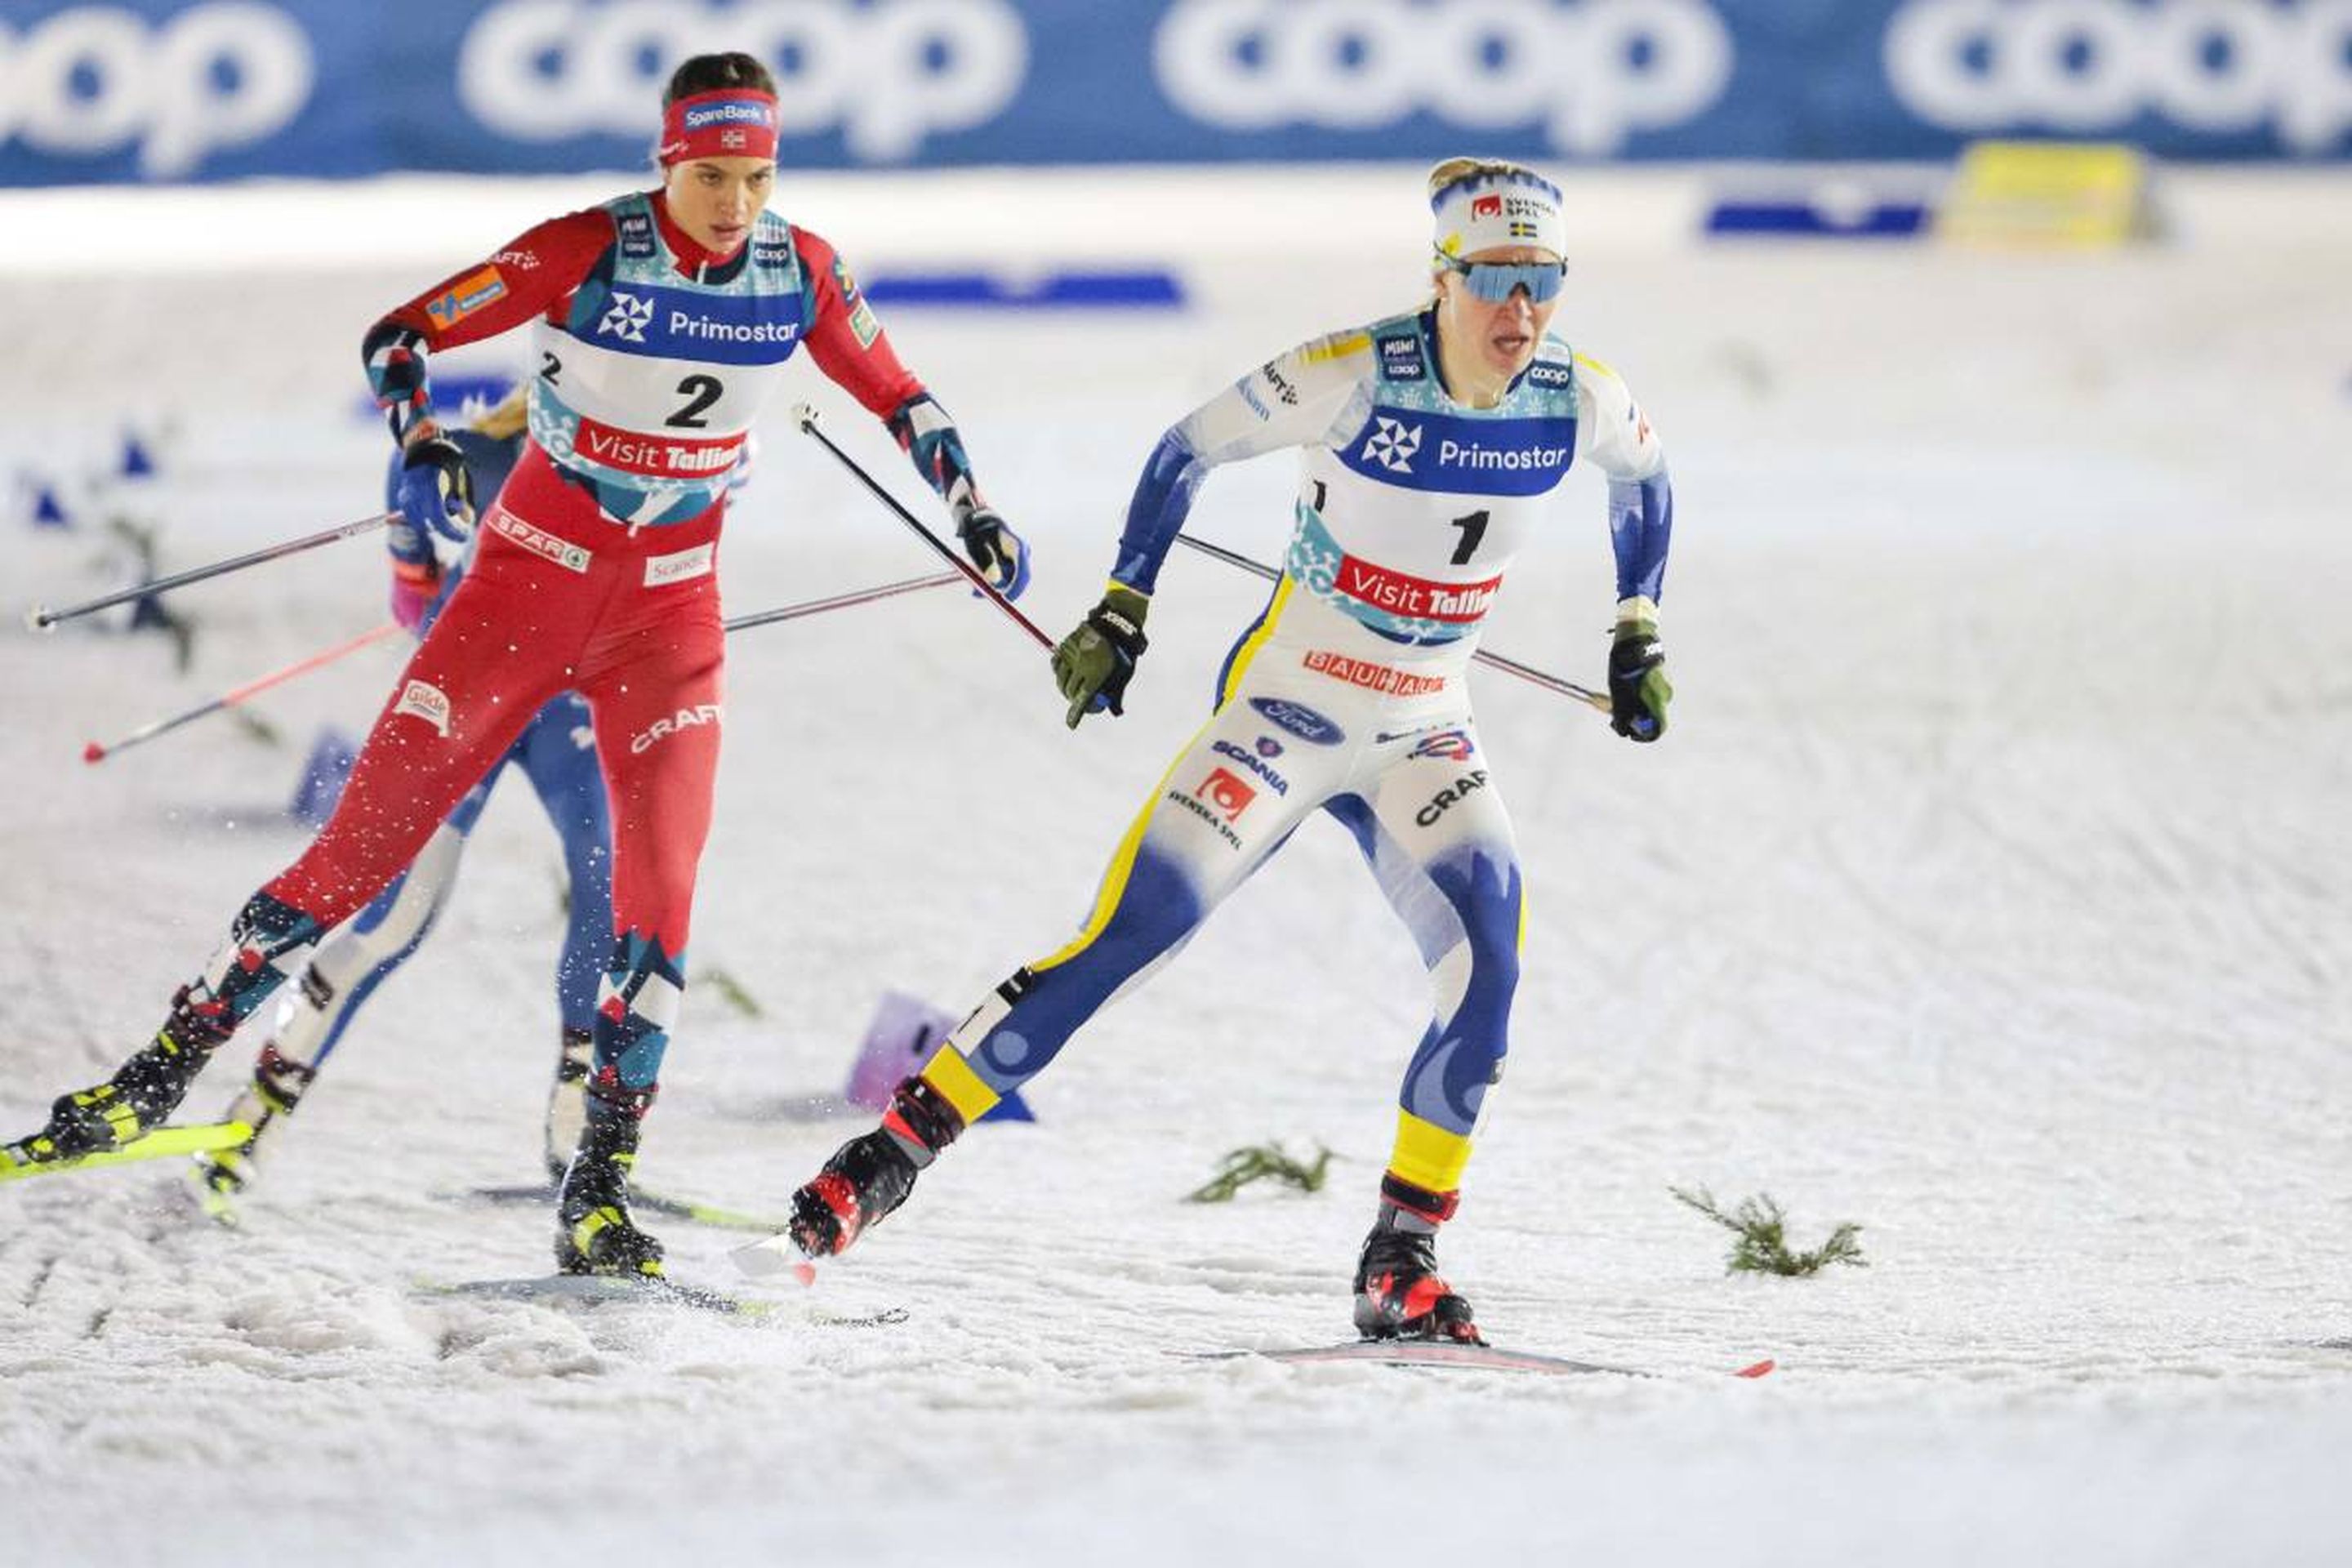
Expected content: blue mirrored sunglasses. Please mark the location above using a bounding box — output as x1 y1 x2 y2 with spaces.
1436 251 1566 304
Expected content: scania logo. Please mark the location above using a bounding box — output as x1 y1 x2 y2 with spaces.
1153 0 1734 156
598 290 653 343
457 0 1030 162
1363 416 1422 474
1886 0 2352 152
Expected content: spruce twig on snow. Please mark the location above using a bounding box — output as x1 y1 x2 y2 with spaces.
1185 1142 1334 1204
1670 1185 1866 1276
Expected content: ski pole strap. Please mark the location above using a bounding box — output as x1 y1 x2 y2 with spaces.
1167 532 1609 713
29 510 397 630
790 405 1053 652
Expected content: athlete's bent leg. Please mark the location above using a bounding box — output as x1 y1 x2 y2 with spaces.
790 702 1326 1260
1325 722 1524 1343
191 793 488 1209
5 555 567 1165
514 692 612 1178
552 571 724 1277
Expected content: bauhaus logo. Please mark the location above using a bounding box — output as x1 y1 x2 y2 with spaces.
1885 0 2352 152
457 0 1029 162
0 2 314 178
1153 0 1734 156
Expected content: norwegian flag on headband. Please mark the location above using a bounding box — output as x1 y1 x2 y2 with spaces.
658 90 781 165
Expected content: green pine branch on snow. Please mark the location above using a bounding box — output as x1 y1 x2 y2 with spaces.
1186 1142 1334 1204
1671 1185 1866 1277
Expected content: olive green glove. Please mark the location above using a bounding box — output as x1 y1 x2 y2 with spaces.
1051 586 1150 729
1607 602 1672 743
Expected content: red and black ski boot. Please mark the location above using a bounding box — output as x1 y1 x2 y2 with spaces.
1352 1175 1484 1344
789 1076 965 1258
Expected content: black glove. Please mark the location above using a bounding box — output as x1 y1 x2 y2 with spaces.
956 502 1031 600
395 431 476 546
1051 586 1149 729
1607 615 1672 742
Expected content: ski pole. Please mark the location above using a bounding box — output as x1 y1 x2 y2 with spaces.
83 622 401 764
789 404 1053 652
723 569 962 635
27 510 399 631
1169 532 1611 714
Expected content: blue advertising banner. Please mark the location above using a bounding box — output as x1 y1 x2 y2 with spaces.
2 0 2348 185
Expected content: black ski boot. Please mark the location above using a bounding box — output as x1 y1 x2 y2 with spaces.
1352 1175 1484 1344
7 985 236 1166
186 1042 316 1218
790 1076 965 1259
542 1028 592 1187
555 1084 664 1279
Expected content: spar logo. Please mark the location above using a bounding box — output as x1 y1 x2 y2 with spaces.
1154 0 1734 156
1362 416 1422 475
0 2 316 178
458 0 1029 161
598 291 653 344
1886 0 2352 151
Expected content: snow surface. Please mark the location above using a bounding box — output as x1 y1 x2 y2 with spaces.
2 165 2350 1565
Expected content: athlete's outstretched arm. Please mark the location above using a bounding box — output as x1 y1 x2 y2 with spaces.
1574 353 1673 617
1111 330 1372 598
358 209 616 443
1575 354 1675 740
795 226 1028 596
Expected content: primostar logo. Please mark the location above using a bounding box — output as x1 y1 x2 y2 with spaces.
1363 416 1422 474
599 291 653 343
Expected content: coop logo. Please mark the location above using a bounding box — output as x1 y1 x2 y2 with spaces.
1154 0 1734 156
458 0 1030 162
0 2 316 178
1885 0 2352 153
598 292 654 343
1362 417 1423 474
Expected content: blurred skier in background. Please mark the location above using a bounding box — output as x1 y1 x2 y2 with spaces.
7 50 1030 1284
785 158 1675 1345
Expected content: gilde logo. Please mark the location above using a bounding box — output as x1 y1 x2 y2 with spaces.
0 2 314 178
1154 0 1734 156
1885 0 2352 152
459 0 1029 162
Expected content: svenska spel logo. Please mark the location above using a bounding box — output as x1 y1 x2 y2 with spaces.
1198 768 1258 822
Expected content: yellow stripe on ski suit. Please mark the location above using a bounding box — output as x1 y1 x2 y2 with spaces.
1033 577 1294 975
920 1040 1002 1124
1388 1109 1473 1193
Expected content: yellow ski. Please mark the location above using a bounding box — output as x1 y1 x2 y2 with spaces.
1 1120 254 1183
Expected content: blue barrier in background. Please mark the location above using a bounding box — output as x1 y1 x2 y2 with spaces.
2 0 2348 185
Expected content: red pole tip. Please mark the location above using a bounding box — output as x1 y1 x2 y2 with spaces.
82 742 105 764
